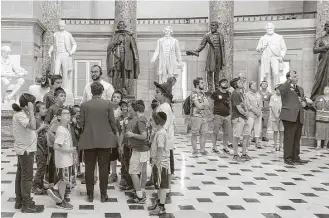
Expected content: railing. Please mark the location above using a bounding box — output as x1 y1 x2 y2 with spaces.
62 12 316 25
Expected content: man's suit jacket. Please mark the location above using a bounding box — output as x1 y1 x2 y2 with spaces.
278 80 305 124
49 30 77 54
78 96 118 150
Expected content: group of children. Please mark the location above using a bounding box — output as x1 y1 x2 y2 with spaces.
13 74 175 216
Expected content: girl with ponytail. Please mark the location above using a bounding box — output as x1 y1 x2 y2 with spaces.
12 93 43 213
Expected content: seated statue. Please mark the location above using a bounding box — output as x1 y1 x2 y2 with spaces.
1 46 28 103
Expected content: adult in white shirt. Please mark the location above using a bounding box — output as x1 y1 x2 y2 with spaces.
28 76 50 102
82 65 114 103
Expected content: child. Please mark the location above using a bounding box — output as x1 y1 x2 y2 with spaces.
43 75 62 109
126 100 149 203
269 85 284 151
118 101 134 190
108 91 123 183
12 93 44 213
148 112 169 215
45 87 66 186
47 107 74 210
145 99 160 188
154 82 175 198
32 102 49 195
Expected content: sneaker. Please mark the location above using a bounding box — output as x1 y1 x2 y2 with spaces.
240 154 251 161
227 143 233 149
56 200 73 210
256 143 262 149
14 201 22 209
192 150 199 157
64 198 70 203
47 188 62 204
262 137 269 142
251 138 256 143
127 196 146 204
108 173 118 183
232 155 241 162
33 187 47 195
22 204 44 213
145 179 154 187
149 205 166 216
212 148 219 153
200 150 209 155
148 199 160 211
238 143 243 147
222 148 230 154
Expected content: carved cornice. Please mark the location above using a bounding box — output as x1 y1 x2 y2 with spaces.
2 17 46 32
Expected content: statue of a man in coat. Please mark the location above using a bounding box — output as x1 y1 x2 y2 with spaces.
186 21 225 92
150 26 183 83
106 21 140 95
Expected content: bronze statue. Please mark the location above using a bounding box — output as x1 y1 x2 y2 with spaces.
311 21 329 100
106 21 140 96
186 21 225 92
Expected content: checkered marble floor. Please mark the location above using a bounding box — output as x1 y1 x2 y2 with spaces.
1 135 329 218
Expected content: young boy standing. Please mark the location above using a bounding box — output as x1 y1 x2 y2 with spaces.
126 100 149 204
47 107 74 210
45 88 66 186
12 93 44 213
43 75 62 109
148 112 169 216
154 82 174 196
32 102 49 195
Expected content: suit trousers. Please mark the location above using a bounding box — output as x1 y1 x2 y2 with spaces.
261 111 270 138
207 71 220 93
282 113 303 161
84 148 110 196
15 152 34 206
54 52 72 93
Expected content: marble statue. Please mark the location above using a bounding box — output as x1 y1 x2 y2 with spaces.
1 46 28 103
186 21 225 92
106 21 140 96
311 21 329 100
256 23 287 90
150 26 183 83
48 20 77 94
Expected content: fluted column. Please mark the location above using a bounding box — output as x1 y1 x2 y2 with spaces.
40 0 62 74
209 0 234 80
316 0 329 38
114 0 137 96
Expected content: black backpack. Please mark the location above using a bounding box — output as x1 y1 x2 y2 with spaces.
183 94 192 115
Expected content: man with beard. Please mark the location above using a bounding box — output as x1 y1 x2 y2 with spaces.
29 75 50 102
190 77 211 157
82 65 114 102
209 79 232 154
186 21 225 92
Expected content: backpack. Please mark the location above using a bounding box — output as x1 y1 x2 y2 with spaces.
183 95 192 115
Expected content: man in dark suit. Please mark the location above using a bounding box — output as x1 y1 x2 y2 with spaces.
78 82 118 202
278 71 310 165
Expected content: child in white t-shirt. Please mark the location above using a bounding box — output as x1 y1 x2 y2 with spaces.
47 107 75 210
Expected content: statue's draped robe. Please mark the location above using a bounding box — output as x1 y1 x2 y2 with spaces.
311 34 329 100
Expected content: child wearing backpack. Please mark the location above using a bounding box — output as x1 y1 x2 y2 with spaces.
126 100 150 204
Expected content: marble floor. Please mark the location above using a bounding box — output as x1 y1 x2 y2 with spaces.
1 135 329 218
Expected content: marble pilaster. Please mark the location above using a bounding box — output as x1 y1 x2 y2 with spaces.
114 0 137 96
40 0 62 74
316 0 329 38
209 0 234 80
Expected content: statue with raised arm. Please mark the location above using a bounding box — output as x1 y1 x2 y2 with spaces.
311 21 329 100
107 21 140 96
150 26 183 83
48 20 77 93
186 21 225 92
1 46 28 103
256 23 287 90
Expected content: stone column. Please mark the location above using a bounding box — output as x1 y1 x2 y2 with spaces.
316 0 329 38
40 0 62 74
115 0 137 96
209 0 234 80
